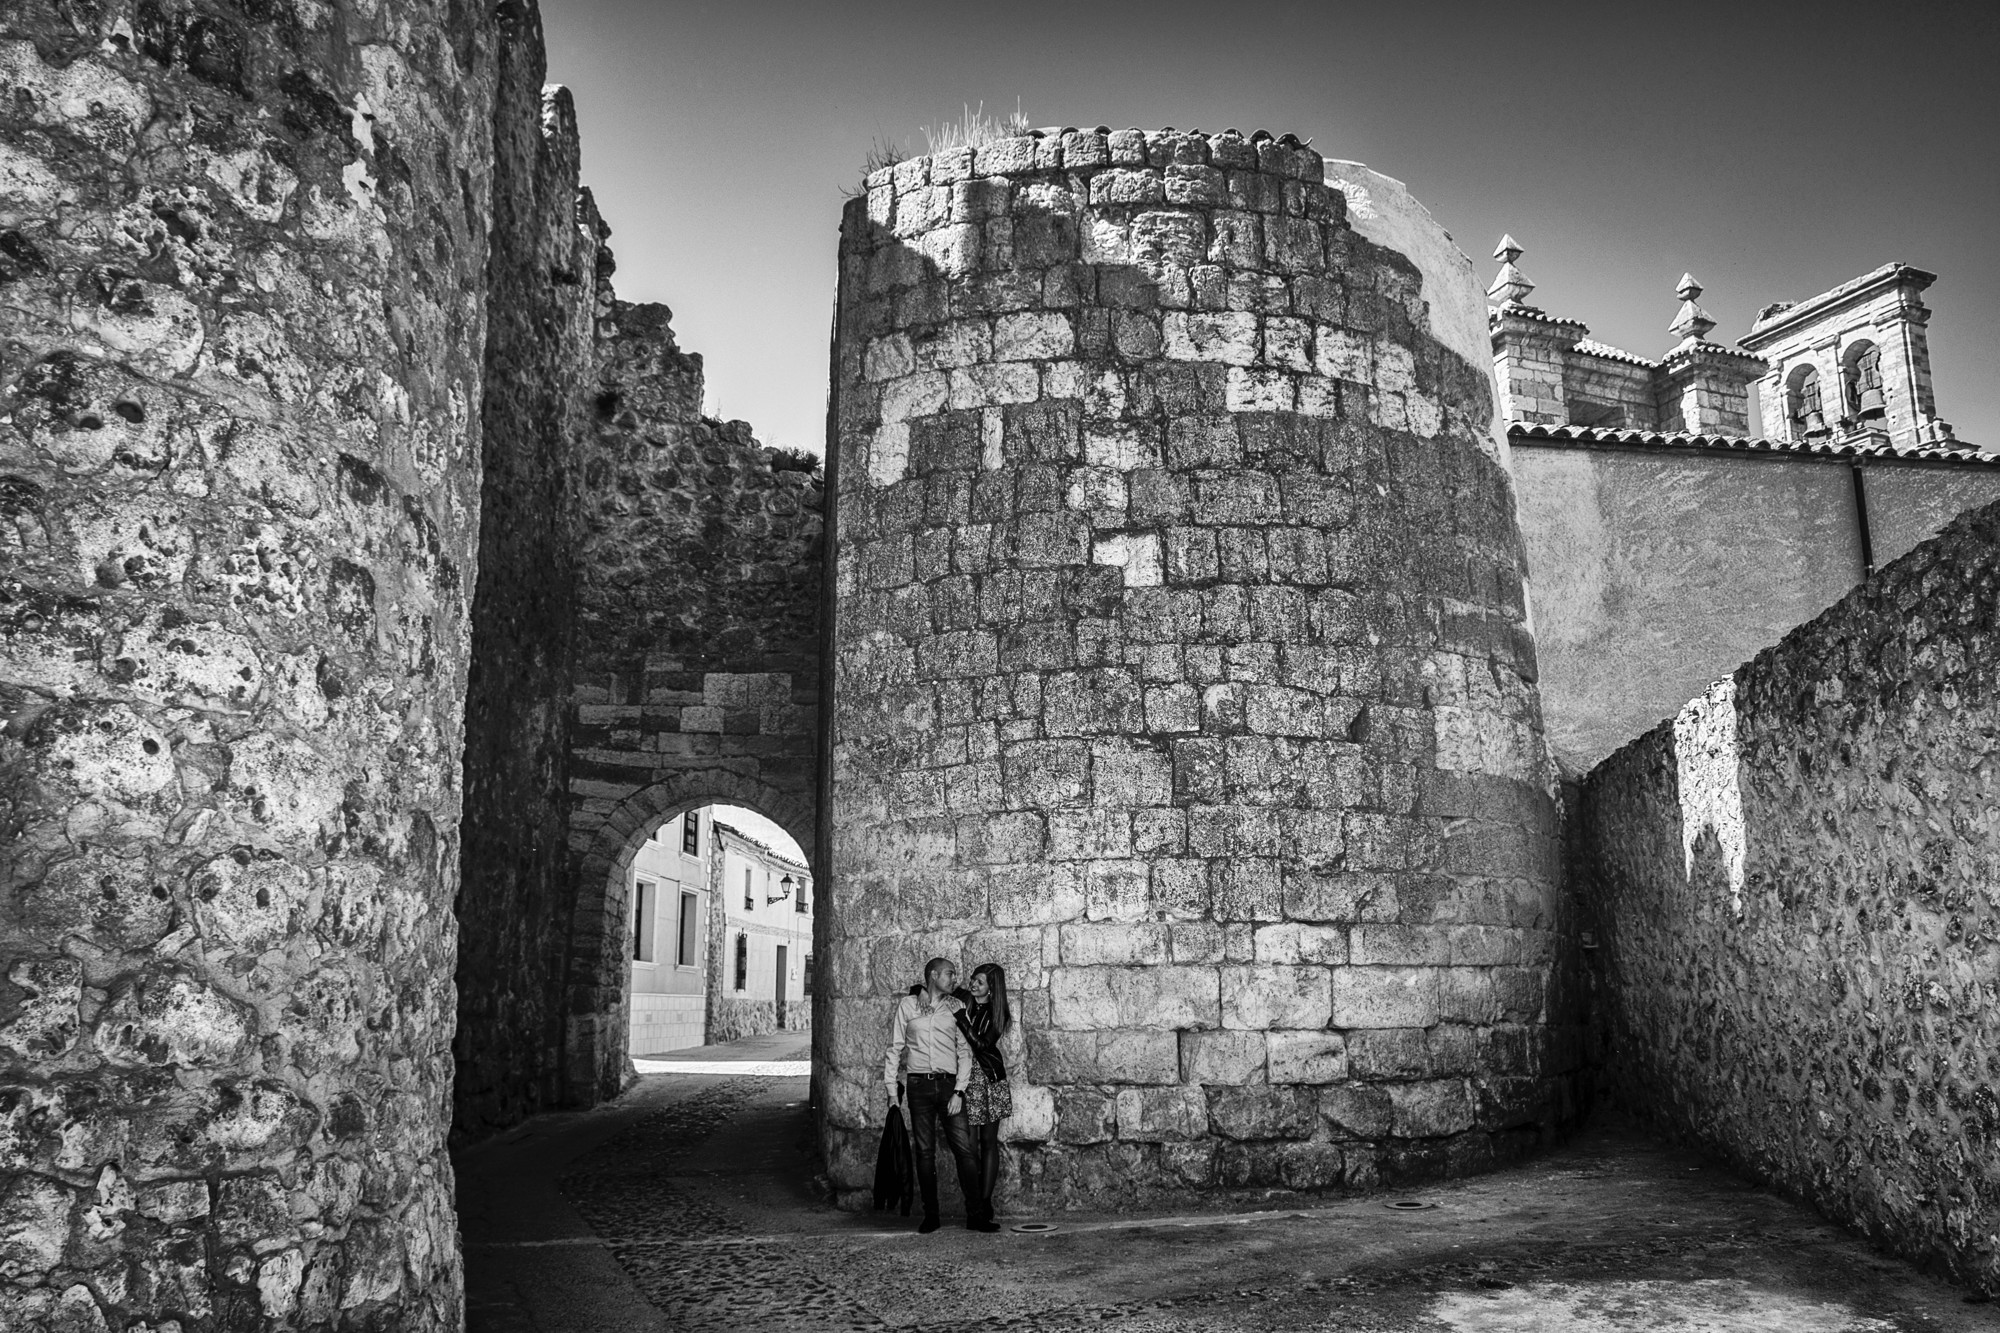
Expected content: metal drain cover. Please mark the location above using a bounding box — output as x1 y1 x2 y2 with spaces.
1011 1221 1058 1233
1383 1200 1435 1211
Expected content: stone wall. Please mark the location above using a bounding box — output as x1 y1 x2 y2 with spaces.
1565 351 1657 428
452 4 607 1145
562 302 824 1105
711 998 809 1043
1 2 494 1326
1578 498 2000 1295
824 130 1583 1211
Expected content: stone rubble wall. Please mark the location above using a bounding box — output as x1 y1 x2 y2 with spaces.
1579 497 2000 1295
709 997 809 1044
451 3 609 1147
0 1 495 1327
824 129 1583 1210
562 301 824 1106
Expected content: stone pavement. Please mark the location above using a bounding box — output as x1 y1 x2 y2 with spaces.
455 1034 1996 1332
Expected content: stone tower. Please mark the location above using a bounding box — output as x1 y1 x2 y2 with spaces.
821 129 1579 1207
1739 263 1955 449
2 5 495 1326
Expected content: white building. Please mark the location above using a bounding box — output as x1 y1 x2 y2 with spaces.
711 821 814 1040
626 808 711 1055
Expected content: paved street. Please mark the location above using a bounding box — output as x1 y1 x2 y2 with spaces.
455 1035 1995 1332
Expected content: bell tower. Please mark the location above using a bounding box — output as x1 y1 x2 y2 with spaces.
1738 263 1955 450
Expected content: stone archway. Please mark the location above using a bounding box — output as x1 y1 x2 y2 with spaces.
562 773 818 1105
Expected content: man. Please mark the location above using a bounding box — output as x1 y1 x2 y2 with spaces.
882 957 995 1232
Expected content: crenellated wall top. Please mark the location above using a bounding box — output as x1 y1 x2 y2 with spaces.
863 127 1332 199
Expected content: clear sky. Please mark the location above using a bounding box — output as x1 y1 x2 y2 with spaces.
544 0 1999 453
710 804 806 865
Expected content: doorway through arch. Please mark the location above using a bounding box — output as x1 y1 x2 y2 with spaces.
625 801 816 1059
563 774 819 1107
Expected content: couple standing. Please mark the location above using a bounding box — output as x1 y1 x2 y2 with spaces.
882 958 1015 1233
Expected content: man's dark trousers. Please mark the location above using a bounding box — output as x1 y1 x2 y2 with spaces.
904 1072 985 1224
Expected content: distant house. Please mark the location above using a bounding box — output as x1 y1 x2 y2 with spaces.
710 821 814 1041
627 809 711 1055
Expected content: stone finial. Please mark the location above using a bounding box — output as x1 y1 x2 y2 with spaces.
1488 234 1534 306
1669 272 1717 342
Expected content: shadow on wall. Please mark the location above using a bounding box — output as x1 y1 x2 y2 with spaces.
1578 496 2000 1296
818 130 1585 1211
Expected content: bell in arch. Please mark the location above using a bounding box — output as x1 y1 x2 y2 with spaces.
1849 344 1886 418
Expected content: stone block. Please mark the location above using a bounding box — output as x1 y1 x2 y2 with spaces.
963 926 1047 989
1252 922 1348 965
987 863 1086 927
1092 740 1174 806
1168 921 1225 963
1162 311 1259 366
1388 1080 1476 1138
1049 809 1135 861
1331 967 1440 1029
1283 869 1399 923
1027 1028 1179 1084
1131 807 1187 856
1436 967 1498 1023
1266 1030 1348 1084
1221 965 1331 1030
1049 965 1220 1031
1343 1027 1429 1079
1476 1075 1553 1130
954 811 1045 864
1001 1083 1057 1142
1116 1086 1209 1142
1207 1086 1316 1140
1426 1023 1480 1076
1082 859 1150 922
1060 923 1169 966
1001 739 1091 806
1180 1029 1267 1084
1053 1088 1117 1144
995 311 1075 361
1319 1083 1395 1138
1190 809 1280 860
1149 859 1211 919
1348 924 1452 966
1211 856 1283 922
1091 169 1164 206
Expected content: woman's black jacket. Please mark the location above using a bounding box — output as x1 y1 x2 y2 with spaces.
952 994 1007 1083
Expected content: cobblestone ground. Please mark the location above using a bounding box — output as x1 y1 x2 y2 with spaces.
515 1059 1997 1333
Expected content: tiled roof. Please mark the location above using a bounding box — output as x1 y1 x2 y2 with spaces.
713 821 810 871
1488 304 1587 330
1507 422 1996 465
1570 339 1658 369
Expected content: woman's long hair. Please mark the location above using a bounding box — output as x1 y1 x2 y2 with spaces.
969 963 1010 1037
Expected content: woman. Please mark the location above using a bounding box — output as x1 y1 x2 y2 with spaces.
953 963 1014 1232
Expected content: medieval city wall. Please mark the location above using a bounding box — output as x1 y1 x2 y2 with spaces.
823 130 1584 1210
1579 497 2000 1295
452 6 607 1145
562 302 824 1105
1 3 495 1327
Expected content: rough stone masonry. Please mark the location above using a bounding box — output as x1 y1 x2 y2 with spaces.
1580 496 2000 1296
1 2 494 1328
821 130 1584 1208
